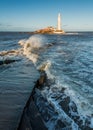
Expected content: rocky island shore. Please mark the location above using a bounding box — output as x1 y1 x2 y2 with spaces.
31 13 65 35
33 27 65 34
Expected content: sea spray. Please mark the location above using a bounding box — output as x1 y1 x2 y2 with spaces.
18 35 92 129
18 35 47 63
33 72 93 130
37 60 55 80
1 33 93 129
19 35 46 48
0 35 50 64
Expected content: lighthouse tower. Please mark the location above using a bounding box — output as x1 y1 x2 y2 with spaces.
57 13 61 30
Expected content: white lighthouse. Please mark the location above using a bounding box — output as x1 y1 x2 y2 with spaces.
57 13 61 30
54 13 65 34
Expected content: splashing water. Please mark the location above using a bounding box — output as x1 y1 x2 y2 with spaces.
38 60 55 80
1 32 93 129
0 35 47 63
19 35 45 48
19 35 46 63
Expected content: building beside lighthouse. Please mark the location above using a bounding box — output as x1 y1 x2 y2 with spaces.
34 13 65 34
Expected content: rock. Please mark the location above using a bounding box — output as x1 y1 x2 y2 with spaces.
18 109 32 130
34 94 55 122
0 59 20 65
35 72 47 89
61 87 66 93
27 100 48 130
33 27 65 34
18 99 47 130
69 101 78 113
59 96 70 115
55 119 66 130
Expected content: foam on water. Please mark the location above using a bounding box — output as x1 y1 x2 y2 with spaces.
18 35 93 129
1 34 93 129
0 35 46 63
90 118 93 128
34 73 93 129
37 60 55 80
56 75 93 117
32 55 93 129
18 35 47 63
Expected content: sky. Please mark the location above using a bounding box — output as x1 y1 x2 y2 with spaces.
0 0 93 31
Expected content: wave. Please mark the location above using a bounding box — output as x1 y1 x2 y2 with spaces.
37 60 55 80
0 35 47 64
1 34 93 129
0 35 54 64
18 35 48 63
19 35 46 48
33 71 93 130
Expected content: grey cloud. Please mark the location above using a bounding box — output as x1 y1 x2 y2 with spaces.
63 24 68 27
0 23 12 27
0 23 3 26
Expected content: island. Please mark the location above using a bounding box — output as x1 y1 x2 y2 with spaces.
33 13 65 34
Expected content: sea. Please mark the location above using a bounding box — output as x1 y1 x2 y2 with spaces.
0 32 93 130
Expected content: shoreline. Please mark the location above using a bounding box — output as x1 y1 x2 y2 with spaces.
17 70 93 130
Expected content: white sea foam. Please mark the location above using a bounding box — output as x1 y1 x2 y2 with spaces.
18 35 46 63
0 35 47 64
37 60 55 80
1 34 93 129
35 86 79 130
90 118 93 128
35 71 93 129
19 35 45 48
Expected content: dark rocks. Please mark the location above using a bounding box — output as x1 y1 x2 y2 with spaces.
61 87 66 93
55 120 66 130
0 60 40 130
0 59 20 65
35 72 47 89
18 100 47 130
59 96 70 115
18 109 33 130
18 69 93 130
34 93 56 123
69 101 77 113
28 100 47 130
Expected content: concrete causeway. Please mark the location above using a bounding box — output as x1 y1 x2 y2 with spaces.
0 61 40 130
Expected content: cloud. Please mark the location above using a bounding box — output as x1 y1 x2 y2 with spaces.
84 24 88 26
0 23 3 26
0 23 36 31
63 24 68 27
0 23 12 27
7 24 12 27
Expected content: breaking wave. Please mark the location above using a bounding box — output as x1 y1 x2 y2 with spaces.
0 35 47 63
1 34 93 129
34 69 93 130
18 35 48 63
